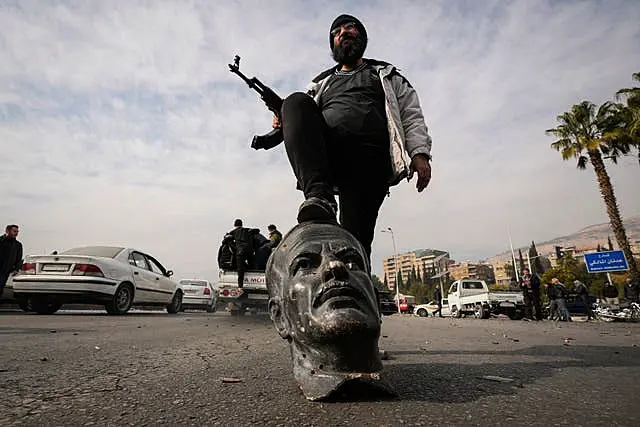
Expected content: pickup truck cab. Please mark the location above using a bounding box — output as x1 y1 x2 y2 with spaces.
447 279 525 320
215 270 268 316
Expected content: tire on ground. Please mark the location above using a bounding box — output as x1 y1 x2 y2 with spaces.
166 290 183 314
105 283 134 315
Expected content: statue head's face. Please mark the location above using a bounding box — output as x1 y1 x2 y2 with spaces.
267 222 380 345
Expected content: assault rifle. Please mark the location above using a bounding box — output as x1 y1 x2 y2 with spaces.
228 55 284 150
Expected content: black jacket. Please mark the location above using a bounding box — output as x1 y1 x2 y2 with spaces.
0 235 23 275
624 283 639 302
434 287 442 302
226 227 254 254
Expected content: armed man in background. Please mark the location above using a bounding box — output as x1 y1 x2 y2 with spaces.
225 219 253 288
272 14 433 262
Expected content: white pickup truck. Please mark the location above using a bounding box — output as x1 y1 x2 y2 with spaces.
447 279 525 320
214 269 268 316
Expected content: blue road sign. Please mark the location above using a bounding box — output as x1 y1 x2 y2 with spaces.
584 250 629 273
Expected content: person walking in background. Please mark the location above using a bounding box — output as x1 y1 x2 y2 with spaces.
520 268 541 320
544 281 559 321
0 224 23 300
623 277 639 304
574 279 595 320
552 278 572 321
433 285 443 317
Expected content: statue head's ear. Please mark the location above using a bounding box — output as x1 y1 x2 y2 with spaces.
269 298 290 339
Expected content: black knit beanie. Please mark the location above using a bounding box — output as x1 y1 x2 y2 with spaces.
329 14 367 49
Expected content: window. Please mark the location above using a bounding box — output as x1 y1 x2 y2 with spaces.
180 280 207 287
462 281 484 290
146 257 166 276
130 252 149 270
62 246 124 258
450 283 458 293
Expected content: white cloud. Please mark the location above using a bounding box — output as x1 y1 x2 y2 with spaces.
1 0 639 281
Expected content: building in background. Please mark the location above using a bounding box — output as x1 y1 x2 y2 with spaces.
382 249 451 291
447 261 495 283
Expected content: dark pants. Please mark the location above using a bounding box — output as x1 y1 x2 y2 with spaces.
0 273 8 299
523 291 534 319
580 294 595 319
433 302 443 317
236 252 248 288
532 289 542 320
281 92 389 259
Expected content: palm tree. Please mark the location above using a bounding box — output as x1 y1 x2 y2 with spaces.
615 71 640 163
546 101 639 282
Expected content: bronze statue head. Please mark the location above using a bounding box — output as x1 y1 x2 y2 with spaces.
266 222 393 400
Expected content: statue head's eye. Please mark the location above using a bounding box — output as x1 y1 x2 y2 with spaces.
292 254 320 275
341 252 364 272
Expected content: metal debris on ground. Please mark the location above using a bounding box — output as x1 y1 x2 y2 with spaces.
221 377 243 383
480 375 514 383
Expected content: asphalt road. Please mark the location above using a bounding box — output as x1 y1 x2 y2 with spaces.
1 309 639 427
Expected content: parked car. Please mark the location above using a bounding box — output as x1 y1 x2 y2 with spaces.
378 290 399 316
12 246 183 315
413 299 451 317
179 279 217 312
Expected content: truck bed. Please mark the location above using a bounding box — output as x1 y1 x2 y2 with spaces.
486 291 524 303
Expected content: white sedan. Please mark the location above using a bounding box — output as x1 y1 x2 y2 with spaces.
12 246 183 315
413 299 451 317
179 279 218 312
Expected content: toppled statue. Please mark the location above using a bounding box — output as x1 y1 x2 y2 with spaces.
265 221 396 401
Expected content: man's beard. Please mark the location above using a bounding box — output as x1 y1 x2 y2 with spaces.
332 34 366 65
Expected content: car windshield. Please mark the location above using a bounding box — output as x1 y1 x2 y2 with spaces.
180 280 207 287
60 246 124 258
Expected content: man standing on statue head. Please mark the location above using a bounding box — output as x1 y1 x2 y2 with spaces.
272 14 433 263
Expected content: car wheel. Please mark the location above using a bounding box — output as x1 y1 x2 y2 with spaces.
166 290 183 314
31 297 62 315
417 308 428 317
475 304 489 319
17 297 33 313
452 305 462 318
106 283 134 315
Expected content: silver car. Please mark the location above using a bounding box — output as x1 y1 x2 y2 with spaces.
179 279 217 312
12 246 183 315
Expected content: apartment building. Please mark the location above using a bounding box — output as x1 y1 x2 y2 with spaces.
382 249 450 291
447 261 495 283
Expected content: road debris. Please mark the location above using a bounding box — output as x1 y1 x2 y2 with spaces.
480 375 514 383
221 377 243 383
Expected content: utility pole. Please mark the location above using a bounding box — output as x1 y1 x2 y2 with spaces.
381 227 401 314
508 229 519 282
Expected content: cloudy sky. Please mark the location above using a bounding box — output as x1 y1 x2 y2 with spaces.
1 0 639 280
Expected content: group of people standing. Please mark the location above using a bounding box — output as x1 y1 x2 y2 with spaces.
519 268 592 322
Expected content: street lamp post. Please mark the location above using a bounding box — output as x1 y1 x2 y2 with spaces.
381 227 401 314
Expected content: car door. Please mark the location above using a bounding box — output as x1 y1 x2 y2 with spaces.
128 251 160 303
145 254 176 304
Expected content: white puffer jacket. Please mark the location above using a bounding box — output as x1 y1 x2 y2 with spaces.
305 59 432 186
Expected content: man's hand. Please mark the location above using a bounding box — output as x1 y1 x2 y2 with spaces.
410 154 431 193
272 114 281 129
